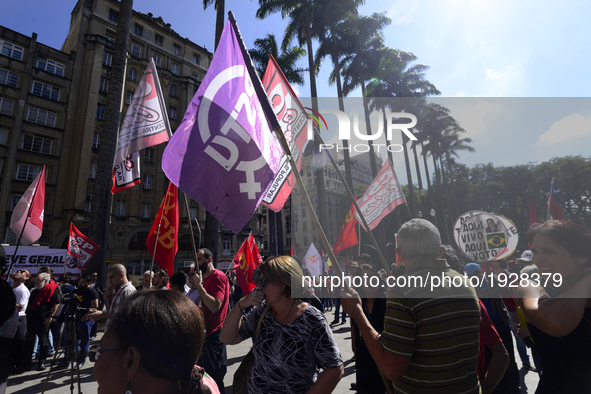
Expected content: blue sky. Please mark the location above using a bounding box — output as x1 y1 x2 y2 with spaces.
3 0 591 172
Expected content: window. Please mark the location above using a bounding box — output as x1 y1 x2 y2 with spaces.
16 164 41 181
0 98 14 115
303 222 307 231
128 68 138 81
11 195 22 210
84 194 92 212
134 24 143 36
89 161 97 179
108 9 118 23
32 81 60 101
96 105 105 120
36 58 65 77
189 207 198 221
125 90 133 105
169 106 177 120
169 84 178 97
0 68 19 87
27 107 56 127
155 34 163 45
143 174 152 190
22 135 52 154
0 128 7 145
173 44 181 56
115 200 126 216
171 62 179 75
193 53 200 64
131 43 141 58
222 235 231 256
144 148 154 163
141 203 151 218
105 33 115 48
1 40 24 61
99 77 109 93
152 54 161 67
102 52 112 67
92 133 101 149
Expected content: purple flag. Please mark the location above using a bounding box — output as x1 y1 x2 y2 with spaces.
162 13 283 233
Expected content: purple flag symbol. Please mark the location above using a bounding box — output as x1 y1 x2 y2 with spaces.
162 13 283 233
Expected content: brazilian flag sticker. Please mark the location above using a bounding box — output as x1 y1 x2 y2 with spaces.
487 232 507 249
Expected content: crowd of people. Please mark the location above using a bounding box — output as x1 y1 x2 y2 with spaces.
1 218 590 394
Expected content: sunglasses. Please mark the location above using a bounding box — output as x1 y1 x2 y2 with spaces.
95 345 123 361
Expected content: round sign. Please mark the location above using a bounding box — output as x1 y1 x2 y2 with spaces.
453 211 516 263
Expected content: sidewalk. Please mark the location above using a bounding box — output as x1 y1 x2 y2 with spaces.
5 311 540 393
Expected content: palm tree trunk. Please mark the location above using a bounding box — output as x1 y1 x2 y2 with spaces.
412 142 427 216
432 154 450 243
334 59 353 191
361 80 378 178
89 0 133 280
421 141 438 227
402 133 416 217
439 155 456 228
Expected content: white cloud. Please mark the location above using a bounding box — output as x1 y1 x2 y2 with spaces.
485 69 500 79
537 113 591 145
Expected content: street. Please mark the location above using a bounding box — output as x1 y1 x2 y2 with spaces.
5 311 540 393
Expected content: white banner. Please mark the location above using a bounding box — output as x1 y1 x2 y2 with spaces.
3 246 81 279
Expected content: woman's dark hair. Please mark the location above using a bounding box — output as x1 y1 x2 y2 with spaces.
155 269 169 284
527 220 591 263
109 291 206 393
170 271 188 289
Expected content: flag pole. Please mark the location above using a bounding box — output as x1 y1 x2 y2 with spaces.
148 188 173 288
182 193 200 268
63 222 72 276
546 177 555 221
310 129 390 273
6 166 44 277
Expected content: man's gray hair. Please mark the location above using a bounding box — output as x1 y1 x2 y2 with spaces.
143 270 154 278
38 272 50 283
108 263 127 275
397 219 442 260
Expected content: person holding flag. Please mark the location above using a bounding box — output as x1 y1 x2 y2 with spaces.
193 248 230 393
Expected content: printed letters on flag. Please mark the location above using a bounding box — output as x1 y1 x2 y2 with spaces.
261 55 311 211
112 152 141 193
162 14 283 233
10 166 45 245
146 183 178 274
333 203 358 254
232 233 262 295
113 58 171 193
355 160 406 231
67 223 100 269
303 243 322 277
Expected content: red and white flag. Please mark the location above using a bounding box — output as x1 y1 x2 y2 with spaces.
10 166 45 245
113 58 171 193
355 160 406 231
67 223 100 269
232 233 262 295
146 183 179 274
547 180 565 220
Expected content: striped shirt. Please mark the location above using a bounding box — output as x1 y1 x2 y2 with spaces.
381 259 481 394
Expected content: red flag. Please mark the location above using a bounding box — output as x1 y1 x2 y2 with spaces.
232 233 262 295
529 200 539 225
67 223 100 270
146 183 178 274
10 166 45 245
333 203 358 254
356 160 406 231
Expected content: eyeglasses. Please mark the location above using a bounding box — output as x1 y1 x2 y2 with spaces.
95 345 123 361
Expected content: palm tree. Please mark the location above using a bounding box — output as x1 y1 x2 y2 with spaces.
249 33 308 84
203 0 226 50
90 0 133 279
315 11 390 190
